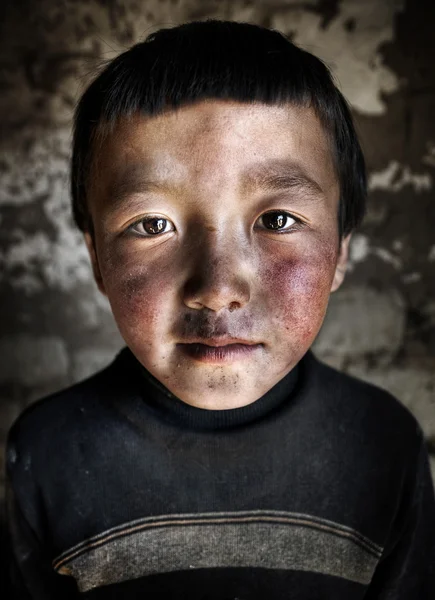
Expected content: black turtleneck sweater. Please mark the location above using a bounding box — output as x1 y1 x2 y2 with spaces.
5 348 435 599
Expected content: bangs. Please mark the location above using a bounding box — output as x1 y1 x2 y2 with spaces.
71 19 366 237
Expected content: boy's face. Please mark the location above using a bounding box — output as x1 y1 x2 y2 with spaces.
85 100 350 409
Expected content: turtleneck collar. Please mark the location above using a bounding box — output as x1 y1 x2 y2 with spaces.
116 347 302 431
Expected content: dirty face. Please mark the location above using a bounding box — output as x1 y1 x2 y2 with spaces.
86 100 350 409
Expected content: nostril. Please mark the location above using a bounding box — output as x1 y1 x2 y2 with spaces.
228 302 239 312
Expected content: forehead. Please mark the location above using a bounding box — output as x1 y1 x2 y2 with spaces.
90 100 338 206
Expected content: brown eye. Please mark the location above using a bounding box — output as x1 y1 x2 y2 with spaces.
259 211 297 231
130 216 174 236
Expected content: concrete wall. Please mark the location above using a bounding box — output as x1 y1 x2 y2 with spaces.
0 0 434 508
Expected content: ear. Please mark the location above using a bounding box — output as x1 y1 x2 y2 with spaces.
331 234 351 293
84 232 107 296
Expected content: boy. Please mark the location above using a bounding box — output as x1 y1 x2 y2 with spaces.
5 19 435 599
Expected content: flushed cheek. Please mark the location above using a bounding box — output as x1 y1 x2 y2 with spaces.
102 259 175 348
262 251 336 348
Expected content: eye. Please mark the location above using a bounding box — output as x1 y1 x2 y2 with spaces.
257 211 301 232
129 216 175 237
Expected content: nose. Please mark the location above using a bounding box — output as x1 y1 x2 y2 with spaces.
183 237 252 313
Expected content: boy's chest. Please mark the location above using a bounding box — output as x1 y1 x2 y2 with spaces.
44 419 390 597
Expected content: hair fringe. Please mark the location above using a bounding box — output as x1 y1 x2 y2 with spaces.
71 19 366 238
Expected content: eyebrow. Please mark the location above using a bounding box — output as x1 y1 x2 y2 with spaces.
239 160 325 198
103 158 326 217
105 164 171 207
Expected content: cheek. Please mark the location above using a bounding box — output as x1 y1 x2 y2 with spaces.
262 243 337 344
99 248 175 339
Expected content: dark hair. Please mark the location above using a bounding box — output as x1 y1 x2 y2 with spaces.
71 19 366 238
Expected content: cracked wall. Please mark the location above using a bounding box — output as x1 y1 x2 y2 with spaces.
0 0 434 501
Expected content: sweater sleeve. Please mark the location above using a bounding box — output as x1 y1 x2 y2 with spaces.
5 440 79 599
365 431 435 599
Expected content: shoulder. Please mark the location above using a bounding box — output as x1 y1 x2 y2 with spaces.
5 347 132 473
303 350 423 447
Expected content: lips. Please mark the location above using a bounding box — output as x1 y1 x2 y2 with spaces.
177 341 263 363
178 337 260 347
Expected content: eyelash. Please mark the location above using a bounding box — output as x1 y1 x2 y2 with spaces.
128 211 304 237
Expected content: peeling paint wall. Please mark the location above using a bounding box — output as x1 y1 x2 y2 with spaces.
0 0 434 507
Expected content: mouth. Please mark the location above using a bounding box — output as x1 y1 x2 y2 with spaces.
177 338 263 363
180 336 260 347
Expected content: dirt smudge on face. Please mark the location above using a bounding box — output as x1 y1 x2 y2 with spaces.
87 101 342 409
